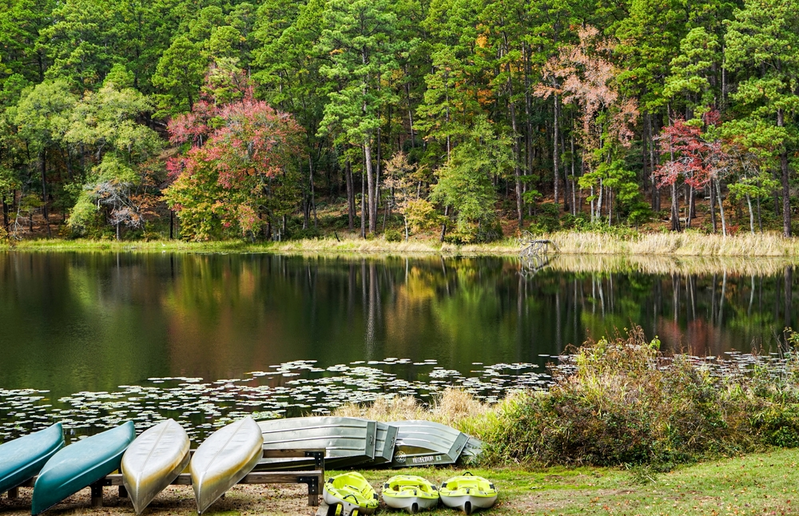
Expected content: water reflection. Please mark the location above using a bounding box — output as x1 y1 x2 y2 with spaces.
0 252 796 404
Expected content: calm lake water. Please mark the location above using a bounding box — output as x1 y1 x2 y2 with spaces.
0 251 796 441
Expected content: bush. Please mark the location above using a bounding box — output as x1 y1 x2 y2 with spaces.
384 228 402 242
290 226 321 240
480 326 799 468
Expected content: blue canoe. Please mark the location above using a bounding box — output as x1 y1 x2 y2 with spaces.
32 421 136 515
0 423 65 495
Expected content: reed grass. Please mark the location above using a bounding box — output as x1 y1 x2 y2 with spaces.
333 387 492 436
6 229 799 257
544 229 799 257
548 253 798 276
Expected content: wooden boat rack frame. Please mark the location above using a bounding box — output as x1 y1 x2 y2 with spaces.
7 449 325 508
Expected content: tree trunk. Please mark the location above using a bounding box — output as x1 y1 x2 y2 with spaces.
553 93 560 207
571 133 577 216
709 182 717 233
39 149 51 238
508 68 522 230
308 155 317 228
439 205 449 242
746 193 754 234
360 168 366 238
715 178 727 236
346 158 354 231
364 140 376 234
671 182 681 232
778 108 791 237
1 194 8 233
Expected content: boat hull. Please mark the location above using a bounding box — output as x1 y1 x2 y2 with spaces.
257 417 377 470
439 472 498 514
190 417 263 514
388 421 469 468
0 423 64 495
122 419 190 514
439 494 497 514
31 422 136 515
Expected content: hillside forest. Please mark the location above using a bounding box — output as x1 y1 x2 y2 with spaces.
0 0 797 242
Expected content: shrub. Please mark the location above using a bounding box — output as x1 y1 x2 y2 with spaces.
481 326 799 468
384 228 402 242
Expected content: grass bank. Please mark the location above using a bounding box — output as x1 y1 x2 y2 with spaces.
1 451 798 515
5 229 799 257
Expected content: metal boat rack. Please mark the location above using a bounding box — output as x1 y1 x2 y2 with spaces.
7 448 326 508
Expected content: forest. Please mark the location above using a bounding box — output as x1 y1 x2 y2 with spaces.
0 0 797 243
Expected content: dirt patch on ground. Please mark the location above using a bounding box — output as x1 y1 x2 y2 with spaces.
0 484 318 516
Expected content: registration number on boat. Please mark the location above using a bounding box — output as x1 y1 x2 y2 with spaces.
412 455 442 464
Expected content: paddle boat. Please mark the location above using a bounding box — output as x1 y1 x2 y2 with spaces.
438 472 497 514
323 471 379 515
32 421 135 515
382 474 439 513
0 423 64 495
190 417 263 514
121 419 190 514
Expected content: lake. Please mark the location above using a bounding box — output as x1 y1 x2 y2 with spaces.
0 251 796 441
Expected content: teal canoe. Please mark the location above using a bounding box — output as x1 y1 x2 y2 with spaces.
32 421 136 515
0 423 64 495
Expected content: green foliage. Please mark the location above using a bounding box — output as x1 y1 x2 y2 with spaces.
482 326 799 468
432 116 512 237
383 228 402 242
152 36 206 114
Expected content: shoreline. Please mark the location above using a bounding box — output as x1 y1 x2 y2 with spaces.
1 452 798 515
3 230 799 258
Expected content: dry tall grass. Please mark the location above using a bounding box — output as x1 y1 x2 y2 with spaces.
8 229 799 258
332 388 492 434
546 230 799 257
548 253 797 276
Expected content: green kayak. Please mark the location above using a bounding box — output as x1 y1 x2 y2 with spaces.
0 423 64 495
32 421 136 515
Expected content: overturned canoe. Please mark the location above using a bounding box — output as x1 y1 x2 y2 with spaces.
382 474 439 513
323 472 379 515
122 419 190 514
190 417 263 514
439 472 497 514
388 420 469 468
257 417 377 470
32 421 135 515
0 423 64 495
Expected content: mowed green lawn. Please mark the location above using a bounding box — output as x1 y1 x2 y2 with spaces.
357 448 799 515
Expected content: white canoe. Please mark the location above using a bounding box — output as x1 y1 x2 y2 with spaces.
121 419 190 514
190 417 263 514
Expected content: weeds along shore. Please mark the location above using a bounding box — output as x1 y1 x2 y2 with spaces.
336 326 799 469
5 229 799 258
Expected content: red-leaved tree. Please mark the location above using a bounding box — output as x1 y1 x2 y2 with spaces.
655 110 733 234
164 71 304 241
